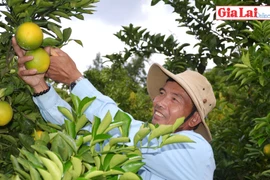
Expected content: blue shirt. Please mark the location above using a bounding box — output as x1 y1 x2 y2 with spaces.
33 79 215 180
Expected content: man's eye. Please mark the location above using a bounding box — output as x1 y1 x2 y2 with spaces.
159 91 164 94
172 97 180 102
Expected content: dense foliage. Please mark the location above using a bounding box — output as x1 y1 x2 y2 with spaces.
0 0 98 175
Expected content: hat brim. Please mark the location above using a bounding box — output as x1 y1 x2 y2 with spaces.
147 63 212 142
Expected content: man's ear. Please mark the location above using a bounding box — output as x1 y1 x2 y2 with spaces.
188 111 201 128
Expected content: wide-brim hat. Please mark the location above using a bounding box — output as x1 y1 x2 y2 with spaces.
147 63 216 142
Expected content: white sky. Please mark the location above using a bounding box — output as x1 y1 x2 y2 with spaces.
59 0 201 73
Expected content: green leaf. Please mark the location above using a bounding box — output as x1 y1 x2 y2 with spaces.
65 120 76 138
17 157 30 172
97 111 112 134
50 135 73 161
234 68 251 79
42 37 61 47
18 134 34 153
63 27 72 42
48 14 61 23
58 131 77 153
83 134 92 144
109 154 128 168
71 94 80 112
31 144 49 157
73 14 84 20
7 0 24 7
103 153 114 170
148 124 173 142
259 76 265 86
104 121 124 134
76 114 89 133
241 52 251 67
57 106 74 121
109 137 130 147
160 134 194 147
84 168 104 179
73 39 83 46
20 149 43 169
48 23 63 40
1 11 16 23
172 117 185 132
121 161 145 173
119 172 141 180
114 111 131 137
0 134 17 145
52 11 71 20
78 96 96 116
133 127 150 146
29 165 42 180
91 134 112 145
92 116 101 137
103 169 124 176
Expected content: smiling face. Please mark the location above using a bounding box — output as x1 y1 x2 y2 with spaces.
152 80 194 125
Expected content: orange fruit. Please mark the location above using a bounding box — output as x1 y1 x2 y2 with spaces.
15 22 43 50
0 101 13 126
25 48 50 73
32 130 43 140
263 144 270 158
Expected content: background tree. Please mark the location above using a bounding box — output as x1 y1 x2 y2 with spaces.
85 53 152 121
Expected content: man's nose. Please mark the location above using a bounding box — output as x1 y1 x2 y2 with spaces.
155 96 168 109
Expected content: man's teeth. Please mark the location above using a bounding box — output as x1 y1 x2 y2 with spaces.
155 111 163 117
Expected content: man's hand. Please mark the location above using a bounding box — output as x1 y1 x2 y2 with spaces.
45 48 82 85
12 37 48 93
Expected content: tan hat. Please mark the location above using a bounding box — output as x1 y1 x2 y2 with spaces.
147 63 216 142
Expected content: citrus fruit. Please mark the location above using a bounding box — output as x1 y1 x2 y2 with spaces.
32 130 43 140
25 48 50 73
263 144 270 158
15 22 43 50
0 101 13 126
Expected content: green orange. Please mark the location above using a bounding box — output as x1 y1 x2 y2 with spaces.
15 22 43 50
0 101 13 126
25 48 50 73
263 144 270 158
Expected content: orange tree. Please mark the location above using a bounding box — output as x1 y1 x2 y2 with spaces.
0 0 98 175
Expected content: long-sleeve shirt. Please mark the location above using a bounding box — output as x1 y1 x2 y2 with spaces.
33 79 216 180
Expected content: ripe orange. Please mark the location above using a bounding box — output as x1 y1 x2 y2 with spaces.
15 22 43 50
25 48 50 73
0 101 13 126
263 144 270 158
32 130 43 140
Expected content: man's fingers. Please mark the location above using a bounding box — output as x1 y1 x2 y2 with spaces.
12 36 25 57
52 48 67 56
18 69 38 76
44 46 51 55
17 56 33 66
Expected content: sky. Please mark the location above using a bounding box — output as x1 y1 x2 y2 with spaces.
59 0 200 73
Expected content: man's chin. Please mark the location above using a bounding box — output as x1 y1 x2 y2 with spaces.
151 118 165 125
151 118 158 125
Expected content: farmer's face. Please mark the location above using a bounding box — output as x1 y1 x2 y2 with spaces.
152 81 194 125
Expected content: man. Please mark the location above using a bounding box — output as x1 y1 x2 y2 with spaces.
12 37 216 179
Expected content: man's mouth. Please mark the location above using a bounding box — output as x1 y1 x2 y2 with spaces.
154 110 164 118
